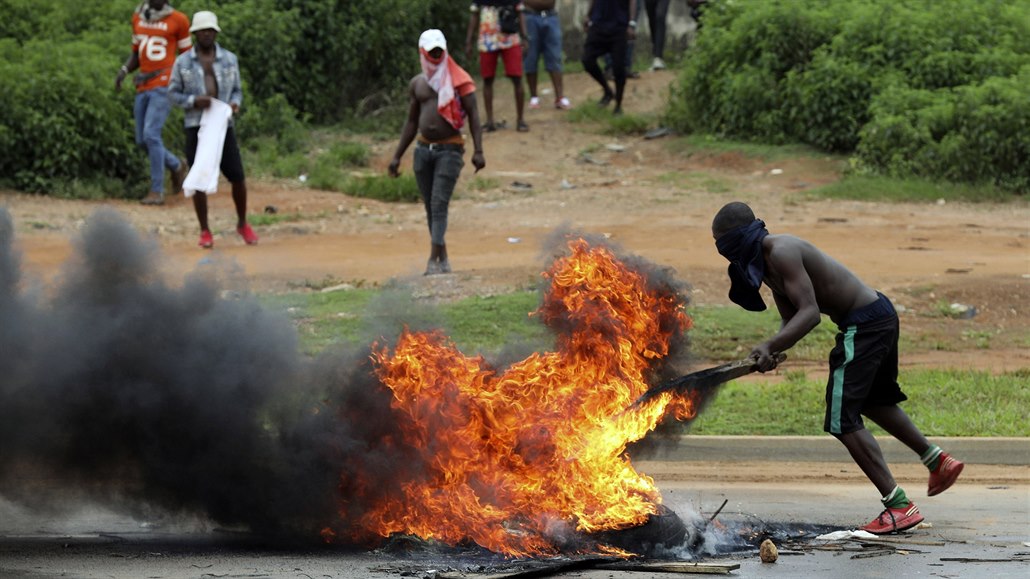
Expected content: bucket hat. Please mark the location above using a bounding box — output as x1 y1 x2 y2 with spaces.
190 11 221 32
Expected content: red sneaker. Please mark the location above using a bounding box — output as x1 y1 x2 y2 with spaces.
237 223 259 245
198 230 214 249
928 453 964 496
861 503 924 535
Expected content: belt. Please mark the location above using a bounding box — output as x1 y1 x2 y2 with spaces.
417 141 464 152
526 9 556 17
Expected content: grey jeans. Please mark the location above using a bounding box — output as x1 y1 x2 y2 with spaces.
413 144 464 245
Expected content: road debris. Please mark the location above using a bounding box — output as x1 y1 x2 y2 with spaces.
760 539 778 563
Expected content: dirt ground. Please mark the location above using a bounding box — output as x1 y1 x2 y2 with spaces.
0 69 1028 574
4 70 1027 374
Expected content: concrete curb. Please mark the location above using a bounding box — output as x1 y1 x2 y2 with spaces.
644 436 1030 465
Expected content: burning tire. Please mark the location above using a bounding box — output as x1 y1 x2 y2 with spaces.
591 505 702 557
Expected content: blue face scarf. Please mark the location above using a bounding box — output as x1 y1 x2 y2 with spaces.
715 219 769 312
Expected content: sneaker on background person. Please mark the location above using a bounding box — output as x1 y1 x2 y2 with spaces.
198 229 213 249
169 158 188 196
529 96 540 109
651 56 666 71
555 97 571 110
237 223 259 245
140 191 164 205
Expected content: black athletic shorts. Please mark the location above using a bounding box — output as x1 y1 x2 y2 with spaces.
184 126 246 184
824 292 908 434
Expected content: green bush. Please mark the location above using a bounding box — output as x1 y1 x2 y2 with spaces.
0 39 144 197
669 0 1030 192
0 0 470 197
344 174 420 203
858 71 1030 191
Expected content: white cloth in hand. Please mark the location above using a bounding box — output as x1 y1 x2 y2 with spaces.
182 99 233 197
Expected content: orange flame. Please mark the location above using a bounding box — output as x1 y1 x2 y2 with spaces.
341 239 693 556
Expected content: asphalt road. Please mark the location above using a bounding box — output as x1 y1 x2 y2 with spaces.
2 437 1027 579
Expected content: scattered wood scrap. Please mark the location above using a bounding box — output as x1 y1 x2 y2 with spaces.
940 555 1030 563
435 557 612 579
850 549 895 559
850 536 945 547
596 561 741 575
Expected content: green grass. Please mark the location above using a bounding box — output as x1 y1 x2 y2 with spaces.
687 305 836 363
656 171 733 194
438 292 549 352
262 288 1028 436
688 369 1030 436
808 174 1019 203
246 212 309 227
264 288 379 353
567 102 656 136
672 134 831 161
466 176 501 192
342 174 420 202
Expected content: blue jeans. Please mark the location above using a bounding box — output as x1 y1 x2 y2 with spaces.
523 12 563 74
413 144 464 246
133 87 181 194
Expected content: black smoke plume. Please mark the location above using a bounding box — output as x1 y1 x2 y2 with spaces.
0 210 698 544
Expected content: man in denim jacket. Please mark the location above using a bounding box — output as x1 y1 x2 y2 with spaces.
168 10 257 249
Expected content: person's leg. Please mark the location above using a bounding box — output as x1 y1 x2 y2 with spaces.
652 0 670 61
218 128 257 244
582 31 613 103
479 51 499 128
500 45 527 130
863 405 931 455
523 13 541 103
834 429 897 496
183 127 212 247
134 91 162 204
412 146 435 236
861 315 963 496
141 88 176 199
412 145 439 272
192 193 210 232
541 17 566 105
611 32 628 113
483 77 495 127
428 149 464 273
133 91 147 153
513 75 527 130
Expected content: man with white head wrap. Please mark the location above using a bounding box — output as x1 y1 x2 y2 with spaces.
389 29 486 275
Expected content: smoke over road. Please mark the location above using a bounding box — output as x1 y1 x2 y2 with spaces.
0 208 409 539
0 209 700 548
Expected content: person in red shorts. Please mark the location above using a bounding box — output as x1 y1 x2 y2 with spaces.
114 0 192 206
466 1 530 132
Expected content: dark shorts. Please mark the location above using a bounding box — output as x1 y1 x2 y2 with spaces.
184 126 246 184
824 292 908 434
523 12 563 74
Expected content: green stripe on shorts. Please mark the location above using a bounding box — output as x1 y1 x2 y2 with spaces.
830 325 857 434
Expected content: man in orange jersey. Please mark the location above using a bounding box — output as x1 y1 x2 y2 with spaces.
115 0 192 206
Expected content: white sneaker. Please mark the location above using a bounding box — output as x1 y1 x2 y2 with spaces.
651 57 666 71
555 97 571 110
529 96 540 109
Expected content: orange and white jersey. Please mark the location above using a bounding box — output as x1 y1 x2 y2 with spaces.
131 10 191 92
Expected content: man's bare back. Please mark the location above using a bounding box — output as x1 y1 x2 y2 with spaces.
412 76 461 142
762 234 879 325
